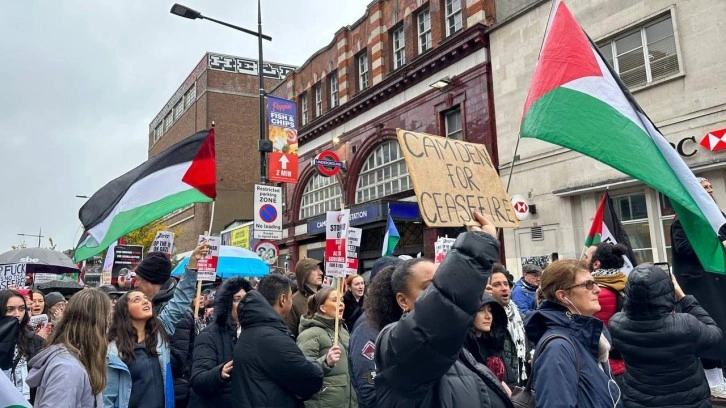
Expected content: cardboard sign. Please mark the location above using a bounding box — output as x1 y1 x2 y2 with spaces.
197 236 221 281
434 237 457 266
396 129 519 228
0 263 26 289
151 231 175 256
325 210 349 278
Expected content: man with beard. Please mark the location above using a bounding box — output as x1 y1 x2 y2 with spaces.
486 268 530 388
671 177 726 402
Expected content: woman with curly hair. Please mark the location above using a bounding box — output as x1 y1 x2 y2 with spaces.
189 277 252 408
27 289 110 406
103 244 204 408
0 289 45 402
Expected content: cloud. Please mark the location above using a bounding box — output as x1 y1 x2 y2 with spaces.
0 0 369 253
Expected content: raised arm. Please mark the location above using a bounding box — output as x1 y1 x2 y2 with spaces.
376 212 499 393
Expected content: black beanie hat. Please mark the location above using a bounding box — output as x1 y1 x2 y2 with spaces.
136 252 172 285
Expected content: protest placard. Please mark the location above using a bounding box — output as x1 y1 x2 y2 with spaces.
151 231 174 256
346 227 362 274
0 263 26 289
29 314 49 330
112 245 143 285
197 235 221 281
396 129 519 228
325 210 349 278
434 237 457 266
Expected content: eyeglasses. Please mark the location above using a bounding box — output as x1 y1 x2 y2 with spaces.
565 280 596 291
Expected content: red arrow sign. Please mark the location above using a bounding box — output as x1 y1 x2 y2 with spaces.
268 152 298 183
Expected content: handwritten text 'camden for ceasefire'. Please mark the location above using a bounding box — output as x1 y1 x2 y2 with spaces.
397 130 519 229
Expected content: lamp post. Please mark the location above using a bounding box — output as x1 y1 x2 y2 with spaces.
170 3 273 183
18 229 43 248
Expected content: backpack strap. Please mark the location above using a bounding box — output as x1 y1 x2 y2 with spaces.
522 334 579 390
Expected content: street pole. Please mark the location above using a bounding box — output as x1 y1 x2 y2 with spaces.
258 0 267 184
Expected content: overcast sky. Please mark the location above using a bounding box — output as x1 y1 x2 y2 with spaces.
0 1 370 253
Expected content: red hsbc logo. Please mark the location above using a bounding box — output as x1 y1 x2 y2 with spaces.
700 128 726 152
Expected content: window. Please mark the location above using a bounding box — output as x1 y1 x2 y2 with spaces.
300 174 342 219
598 15 680 89
392 26 406 69
174 101 184 120
329 72 339 108
358 52 369 91
611 193 653 264
164 113 173 132
444 108 463 140
445 0 463 36
184 83 196 108
154 124 163 142
314 84 322 118
356 141 411 203
300 93 309 126
417 7 432 53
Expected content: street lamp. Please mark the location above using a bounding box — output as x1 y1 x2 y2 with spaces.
18 229 44 248
171 2 273 183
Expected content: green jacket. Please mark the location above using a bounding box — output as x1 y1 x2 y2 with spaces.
297 314 358 408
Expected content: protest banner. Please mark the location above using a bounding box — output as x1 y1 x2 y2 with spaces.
197 235 221 281
151 231 174 256
29 314 49 330
346 227 362 274
112 245 143 285
396 129 519 228
0 263 26 289
325 210 349 278
434 237 457 266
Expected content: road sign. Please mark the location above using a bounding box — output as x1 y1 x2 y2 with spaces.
267 96 299 183
510 194 530 221
255 241 279 266
313 150 344 177
254 184 283 240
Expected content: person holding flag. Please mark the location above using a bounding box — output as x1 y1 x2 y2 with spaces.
671 177 726 401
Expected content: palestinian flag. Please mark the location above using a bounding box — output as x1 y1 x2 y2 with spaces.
74 129 216 261
521 0 726 273
584 192 637 274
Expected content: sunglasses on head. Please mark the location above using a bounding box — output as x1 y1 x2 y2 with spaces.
565 280 596 291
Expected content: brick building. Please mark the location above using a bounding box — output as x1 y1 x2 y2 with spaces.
272 0 497 271
148 52 295 252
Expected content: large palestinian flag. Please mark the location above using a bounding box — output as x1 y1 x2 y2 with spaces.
521 0 726 274
584 192 638 274
74 129 215 261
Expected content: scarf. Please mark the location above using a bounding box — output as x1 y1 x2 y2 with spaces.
506 303 528 382
593 270 627 292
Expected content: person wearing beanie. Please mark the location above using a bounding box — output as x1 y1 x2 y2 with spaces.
45 292 67 324
284 258 323 337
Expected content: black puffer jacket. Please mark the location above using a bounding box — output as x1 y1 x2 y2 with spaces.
189 320 237 408
170 308 196 407
343 291 364 331
231 291 323 407
609 264 722 408
374 231 512 408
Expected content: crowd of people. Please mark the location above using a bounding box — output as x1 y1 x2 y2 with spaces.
1 178 726 407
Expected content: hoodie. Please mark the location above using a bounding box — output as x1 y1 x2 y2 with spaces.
27 344 102 408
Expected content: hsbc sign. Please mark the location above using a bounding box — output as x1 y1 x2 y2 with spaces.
667 128 726 158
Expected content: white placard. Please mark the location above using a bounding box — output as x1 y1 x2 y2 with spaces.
197 236 221 281
151 231 175 255
434 237 457 266
325 210 349 278
0 263 26 289
253 184 283 240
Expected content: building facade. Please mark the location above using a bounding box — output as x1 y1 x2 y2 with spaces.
490 0 726 274
148 52 295 252
273 0 498 271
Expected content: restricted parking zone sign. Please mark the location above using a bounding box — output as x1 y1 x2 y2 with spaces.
254 184 283 240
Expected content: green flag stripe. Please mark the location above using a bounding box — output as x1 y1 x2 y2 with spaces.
74 188 211 261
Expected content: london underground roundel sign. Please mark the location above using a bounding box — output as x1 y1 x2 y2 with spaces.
313 150 344 177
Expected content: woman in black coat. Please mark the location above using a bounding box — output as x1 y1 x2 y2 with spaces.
189 278 251 408
374 212 512 407
609 264 722 408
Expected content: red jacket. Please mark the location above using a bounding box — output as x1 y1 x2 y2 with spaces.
595 286 625 375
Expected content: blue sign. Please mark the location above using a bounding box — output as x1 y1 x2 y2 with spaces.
259 204 278 223
305 201 421 235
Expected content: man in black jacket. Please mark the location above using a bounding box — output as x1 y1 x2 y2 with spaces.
232 274 326 407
